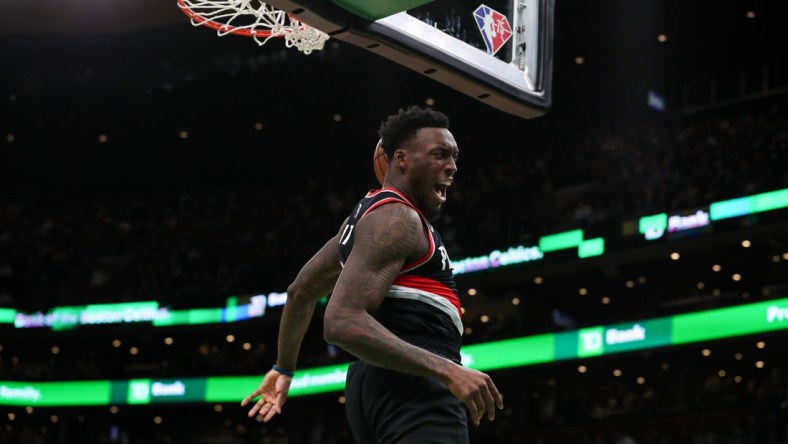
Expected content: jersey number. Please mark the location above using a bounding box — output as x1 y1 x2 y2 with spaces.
438 245 451 270
340 224 355 245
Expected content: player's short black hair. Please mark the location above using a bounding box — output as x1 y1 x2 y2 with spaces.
378 106 450 158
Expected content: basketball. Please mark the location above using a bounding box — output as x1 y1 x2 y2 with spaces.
373 139 388 185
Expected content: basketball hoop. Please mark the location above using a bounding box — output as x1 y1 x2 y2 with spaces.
176 0 330 54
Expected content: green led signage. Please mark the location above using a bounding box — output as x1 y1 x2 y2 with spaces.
461 334 554 371
672 299 788 344
0 381 110 407
3 188 787 329
4 298 786 407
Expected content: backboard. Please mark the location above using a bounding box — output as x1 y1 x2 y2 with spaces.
264 0 554 119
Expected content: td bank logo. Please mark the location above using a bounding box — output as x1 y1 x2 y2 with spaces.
578 327 604 357
128 379 152 404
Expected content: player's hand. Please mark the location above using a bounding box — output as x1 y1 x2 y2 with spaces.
240 368 293 422
444 364 504 426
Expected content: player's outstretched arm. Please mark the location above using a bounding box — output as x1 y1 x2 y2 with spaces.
323 205 503 425
241 222 345 420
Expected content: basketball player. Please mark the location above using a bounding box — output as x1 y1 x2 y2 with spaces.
242 106 503 443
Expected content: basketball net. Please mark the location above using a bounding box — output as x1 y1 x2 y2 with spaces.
176 0 330 54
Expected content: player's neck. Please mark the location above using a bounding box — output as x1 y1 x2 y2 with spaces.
382 180 418 210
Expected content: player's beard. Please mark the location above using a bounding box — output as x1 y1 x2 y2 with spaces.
423 204 442 222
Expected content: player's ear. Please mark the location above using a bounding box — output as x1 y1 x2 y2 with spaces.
393 149 407 167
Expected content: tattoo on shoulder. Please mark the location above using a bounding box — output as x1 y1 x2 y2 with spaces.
359 204 425 262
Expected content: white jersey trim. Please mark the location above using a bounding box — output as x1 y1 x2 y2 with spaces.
387 285 463 335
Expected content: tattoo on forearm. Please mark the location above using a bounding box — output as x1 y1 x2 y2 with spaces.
331 310 447 378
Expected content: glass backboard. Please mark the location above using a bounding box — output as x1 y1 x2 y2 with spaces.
264 0 554 118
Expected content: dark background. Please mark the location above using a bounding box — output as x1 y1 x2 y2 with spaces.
1 0 788 443
1 0 785 191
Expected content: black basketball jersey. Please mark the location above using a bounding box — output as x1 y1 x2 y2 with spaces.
338 188 463 337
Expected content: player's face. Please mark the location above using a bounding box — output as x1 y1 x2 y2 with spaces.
401 127 458 220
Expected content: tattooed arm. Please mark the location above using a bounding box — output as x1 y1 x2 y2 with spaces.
323 204 503 425
275 221 345 371
242 221 345 421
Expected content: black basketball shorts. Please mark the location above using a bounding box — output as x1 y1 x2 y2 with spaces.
345 360 469 444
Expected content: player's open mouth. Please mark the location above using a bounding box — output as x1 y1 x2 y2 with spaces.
434 180 451 203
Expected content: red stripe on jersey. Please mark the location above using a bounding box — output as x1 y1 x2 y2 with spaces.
361 197 405 219
392 274 462 315
360 195 435 273
381 188 420 211
399 224 435 272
